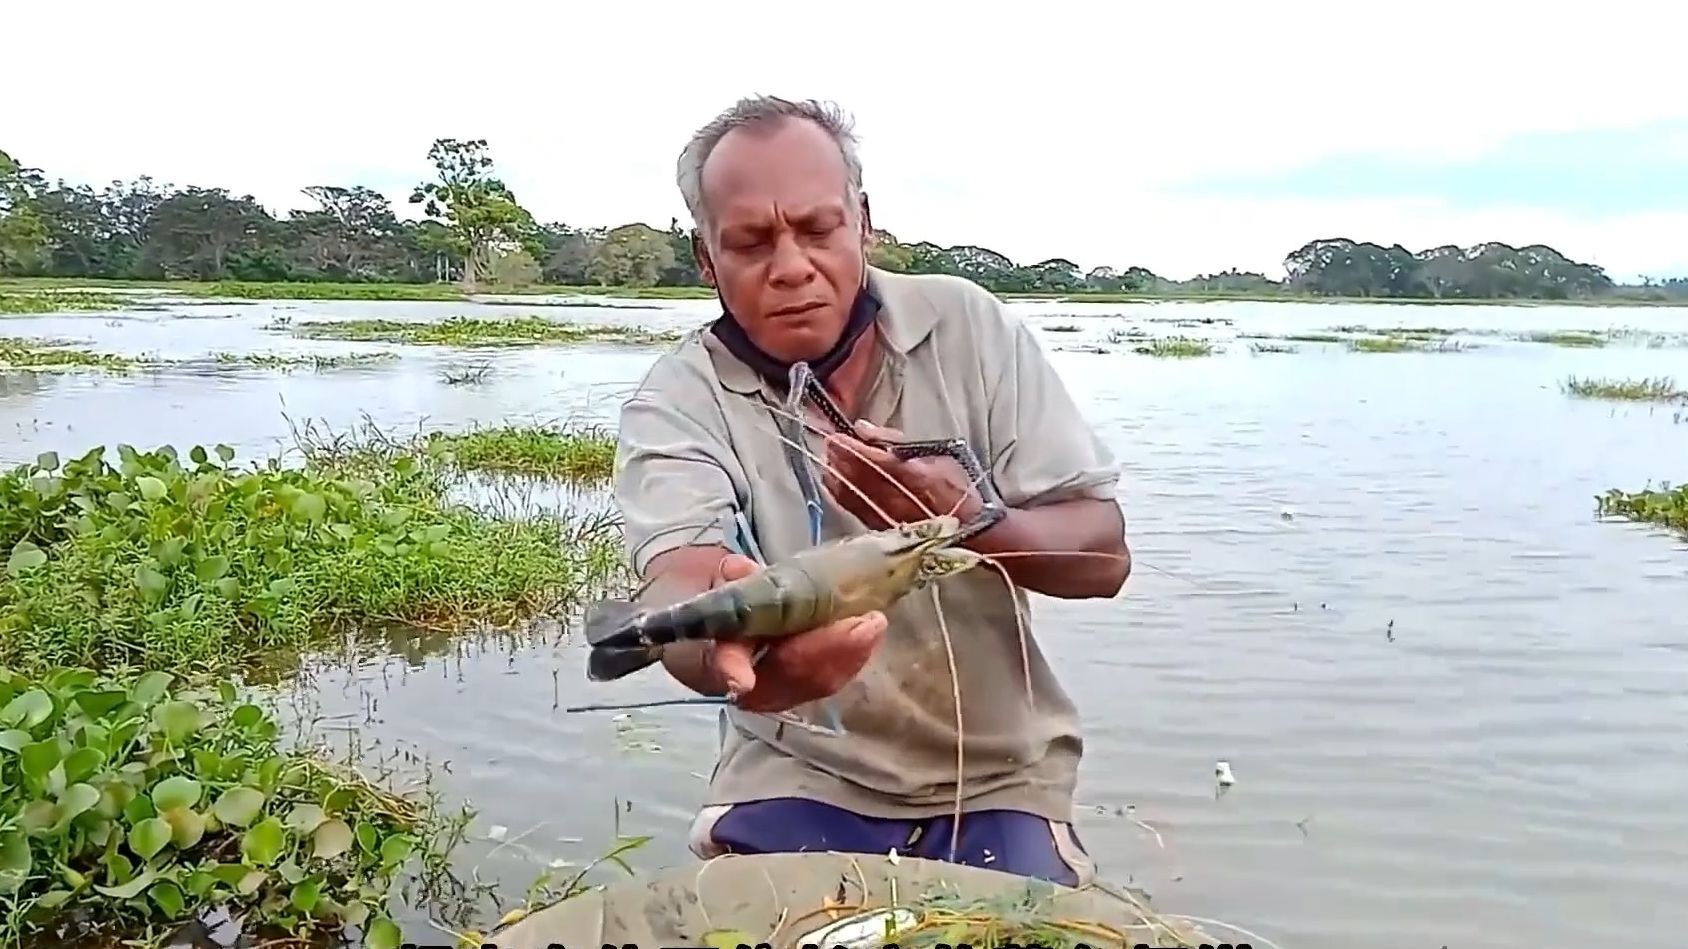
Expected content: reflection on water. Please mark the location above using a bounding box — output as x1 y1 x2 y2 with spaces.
3 295 1687 949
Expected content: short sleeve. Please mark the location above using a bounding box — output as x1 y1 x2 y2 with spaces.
983 309 1120 508
613 364 741 577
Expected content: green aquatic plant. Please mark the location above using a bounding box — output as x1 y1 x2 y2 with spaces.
0 291 131 316
1248 342 1298 354
0 664 433 948
208 352 398 371
1526 330 1605 348
1596 482 1687 535
1131 337 1213 358
288 316 680 348
425 424 616 484
1561 376 1686 402
0 340 138 372
0 439 623 674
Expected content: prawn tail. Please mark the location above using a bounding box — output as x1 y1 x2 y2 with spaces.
587 643 664 682
583 598 661 681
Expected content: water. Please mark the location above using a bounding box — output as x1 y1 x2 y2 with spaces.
3 292 1686 949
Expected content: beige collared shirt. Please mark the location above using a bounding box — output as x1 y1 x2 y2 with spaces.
612 266 1121 822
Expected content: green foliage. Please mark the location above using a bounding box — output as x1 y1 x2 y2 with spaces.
0 290 128 315
0 339 137 372
287 316 681 348
7 142 1684 302
0 664 424 946
1560 376 1686 402
1597 482 1688 535
0 439 622 673
1526 330 1605 347
1131 337 1214 358
409 139 542 292
425 424 617 484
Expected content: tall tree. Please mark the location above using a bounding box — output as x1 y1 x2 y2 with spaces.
409 138 540 292
0 149 49 274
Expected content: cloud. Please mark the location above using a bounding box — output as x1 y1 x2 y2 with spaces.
6 0 1687 280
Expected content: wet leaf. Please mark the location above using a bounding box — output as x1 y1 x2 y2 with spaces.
237 869 266 895
36 451 59 470
1 688 53 728
151 775 201 812
216 443 235 462
241 815 286 865
129 816 173 859
56 782 101 825
378 834 413 868
135 564 168 601
365 917 401 949
190 445 208 465
194 554 230 583
5 541 47 577
291 876 323 913
212 785 265 827
156 700 202 743
135 475 167 501
150 880 186 918
164 806 206 848
311 818 352 859
35 889 73 910
292 492 327 521
232 704 264 730
94 866 157 900
286 802 327 833
0 832 31 896
62 746 105 783
73 689 128 719
129 670 173 707
0 730 31 752
20 740 61 778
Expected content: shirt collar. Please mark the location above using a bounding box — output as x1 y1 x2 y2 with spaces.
704 266 938 396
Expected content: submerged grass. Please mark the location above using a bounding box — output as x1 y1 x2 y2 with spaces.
1132 337 1214 358
1527 330 1606 347
426 424 616 484
0 290 131 316
0 431 624 676
0 339 138 372
1596 482 1688 535
1347 336 1467 353
288 316 681 348
1561 376 1687 402
209 352 398 371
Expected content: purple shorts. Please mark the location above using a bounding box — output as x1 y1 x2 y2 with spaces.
688 797 1096 887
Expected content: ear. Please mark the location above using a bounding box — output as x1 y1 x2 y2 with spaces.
691 229 716 287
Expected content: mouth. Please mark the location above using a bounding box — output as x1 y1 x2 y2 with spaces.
768 301 826 319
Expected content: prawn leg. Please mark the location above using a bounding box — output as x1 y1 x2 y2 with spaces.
787 361 1006 544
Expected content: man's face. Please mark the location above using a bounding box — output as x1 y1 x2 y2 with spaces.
695 118 869 363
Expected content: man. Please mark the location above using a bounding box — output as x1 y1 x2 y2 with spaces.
612 95 1130 886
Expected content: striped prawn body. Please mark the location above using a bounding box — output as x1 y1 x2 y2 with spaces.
584 515 981 682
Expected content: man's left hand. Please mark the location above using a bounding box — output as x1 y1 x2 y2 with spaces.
821 420 984 528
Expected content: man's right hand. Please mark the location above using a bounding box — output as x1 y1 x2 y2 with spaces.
705 553 887 713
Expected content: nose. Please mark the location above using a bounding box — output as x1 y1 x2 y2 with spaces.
767 231 815 288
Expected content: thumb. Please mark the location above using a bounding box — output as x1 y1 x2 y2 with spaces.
709 640 757 697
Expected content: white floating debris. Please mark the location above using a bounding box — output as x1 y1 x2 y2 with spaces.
1215 760 1236 787
487 824 509 841
886 847 901 865
793 907 920 949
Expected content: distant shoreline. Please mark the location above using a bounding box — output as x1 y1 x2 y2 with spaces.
4 276 1686 309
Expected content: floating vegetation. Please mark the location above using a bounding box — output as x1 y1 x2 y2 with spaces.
1042 323 1082 333
1249 342 1298 354
1526 330 1606 348
1132 337 1214 358
195 281 467 302
1241 331 1345 344
288 316 680 348
440 364 492 386
426 424 617 484
1328 324 1456 340
1347 336 1467 353
0 290 132 315
1596 482 1687 535
0 339 138 372
0 434 624 674
0 663 450 948
208 351 398 371
1561 376 1686 402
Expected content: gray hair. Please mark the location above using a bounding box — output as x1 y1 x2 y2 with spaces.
676 95 864 234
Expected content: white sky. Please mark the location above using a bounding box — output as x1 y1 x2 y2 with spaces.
7 0 1687 280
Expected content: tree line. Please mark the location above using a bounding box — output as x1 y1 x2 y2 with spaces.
3 140 1684 301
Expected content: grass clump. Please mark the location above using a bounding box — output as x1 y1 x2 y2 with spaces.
209 352 398 371
1348 336 1418 353
196 281 466 302
289 316 680 348
1561 376 1686 402
1249 342 1298 354
0 437 624 674
426 424 617 484
1527 330 1605 347
1132 337 1213 358
1596 483 1687 535
0 339 138 372
0 664 437 948
0 291 131 316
